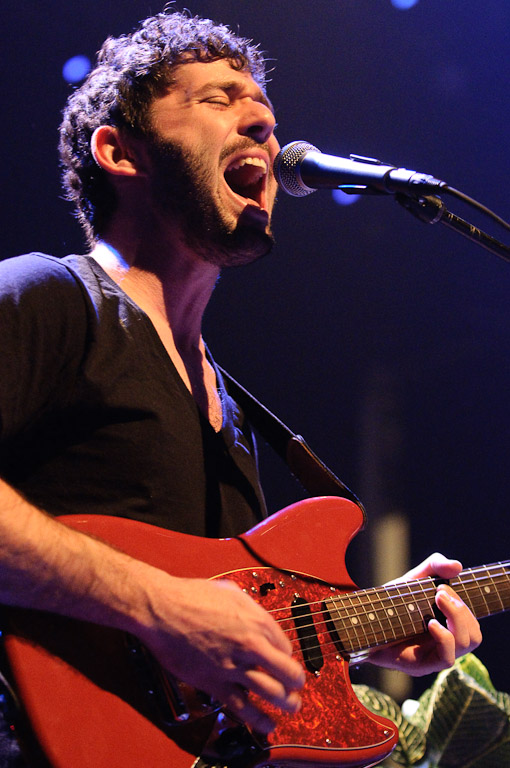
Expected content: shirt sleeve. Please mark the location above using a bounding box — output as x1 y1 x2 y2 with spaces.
0 253 89 440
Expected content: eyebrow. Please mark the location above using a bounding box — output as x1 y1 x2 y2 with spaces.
195 79 275 114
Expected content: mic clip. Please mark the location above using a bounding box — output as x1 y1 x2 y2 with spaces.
349 154 387 166
342 155 393 195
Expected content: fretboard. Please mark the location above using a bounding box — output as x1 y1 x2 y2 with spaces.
324 561 510 660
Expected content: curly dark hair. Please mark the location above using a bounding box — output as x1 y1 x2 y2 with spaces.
59 10 268 245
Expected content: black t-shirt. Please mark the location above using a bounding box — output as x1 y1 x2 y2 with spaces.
0 253 267 537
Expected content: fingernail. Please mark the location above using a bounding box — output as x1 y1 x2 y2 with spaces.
288 692 302 712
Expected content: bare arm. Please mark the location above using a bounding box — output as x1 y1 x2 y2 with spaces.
0 479 304 733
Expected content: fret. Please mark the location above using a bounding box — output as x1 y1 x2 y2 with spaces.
455 566 492 616
493 563 510 610
325 595 361 654
324 560 510 659
390 580 434 636
381 585 410 640
342 592 372 650
326 591 375 654
350 590 384 648
325 579 435 654
369 588 398 643
452 562 510 619
368 586 418 642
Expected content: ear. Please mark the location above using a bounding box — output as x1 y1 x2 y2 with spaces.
91 126 148 177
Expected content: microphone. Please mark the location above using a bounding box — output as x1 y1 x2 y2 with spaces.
273 141 448 198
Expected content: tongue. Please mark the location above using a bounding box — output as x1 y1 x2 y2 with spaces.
225 164 264 195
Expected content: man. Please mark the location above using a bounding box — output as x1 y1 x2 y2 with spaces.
0 10 481 765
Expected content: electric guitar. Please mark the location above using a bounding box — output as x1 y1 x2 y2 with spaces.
2 497 509 768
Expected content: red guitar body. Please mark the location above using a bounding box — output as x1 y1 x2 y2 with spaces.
2 497 398 768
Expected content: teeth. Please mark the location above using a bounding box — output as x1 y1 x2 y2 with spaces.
227 156 268 174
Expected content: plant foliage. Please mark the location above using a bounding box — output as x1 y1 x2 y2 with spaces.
353 654 510 767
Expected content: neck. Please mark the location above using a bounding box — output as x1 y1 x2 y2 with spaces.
90 237 219 351
89 238 224 429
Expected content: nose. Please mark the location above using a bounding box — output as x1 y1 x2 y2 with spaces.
238 99 276 144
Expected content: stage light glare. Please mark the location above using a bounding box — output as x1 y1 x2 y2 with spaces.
332 189 361 207
391 0 419 8
62 55 91 84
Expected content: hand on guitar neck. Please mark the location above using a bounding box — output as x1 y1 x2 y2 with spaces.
369 552 483 675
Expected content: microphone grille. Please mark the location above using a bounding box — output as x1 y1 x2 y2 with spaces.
273 140 320 197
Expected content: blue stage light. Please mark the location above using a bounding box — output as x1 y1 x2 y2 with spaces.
391 0 419 8
62 55 91 84
332 189 361 207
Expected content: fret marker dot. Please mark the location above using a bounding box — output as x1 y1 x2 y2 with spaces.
484 586 491 593
369 613 375 621
409 604 415 611
387 609 394 616
352 617 358 625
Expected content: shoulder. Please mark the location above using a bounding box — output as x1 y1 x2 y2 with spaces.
0 252 120 320
0 253 94 352
0 255 94 434
0 253 86 304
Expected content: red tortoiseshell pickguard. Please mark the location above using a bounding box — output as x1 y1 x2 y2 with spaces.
217 567 397 762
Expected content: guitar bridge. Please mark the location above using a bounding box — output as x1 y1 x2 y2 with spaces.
125 634 219 727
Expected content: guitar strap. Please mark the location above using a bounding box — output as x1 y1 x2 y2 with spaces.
218 366 364 512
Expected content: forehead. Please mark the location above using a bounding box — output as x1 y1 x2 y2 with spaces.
164 58 274 111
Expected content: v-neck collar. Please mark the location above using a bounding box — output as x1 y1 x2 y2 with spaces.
79 254 231 437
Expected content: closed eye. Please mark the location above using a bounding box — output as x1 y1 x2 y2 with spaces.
204 97 230 107
196 80 273 114
199 90 231 107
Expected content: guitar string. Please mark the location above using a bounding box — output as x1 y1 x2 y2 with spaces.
261 564 510 624
273 587 510 658
279 584 501 662
224 564 510 711
265 571 509 627
251 567 510 656
279 564 505 659
266 607 423 661
267 573 510 636
162 566 510 700
269 585 436 631
275 588 508 661
269 599 430 656
260 582 499 662
273 582 507 643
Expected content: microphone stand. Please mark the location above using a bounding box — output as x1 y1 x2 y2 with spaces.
395 193 510 264
275 141 510 260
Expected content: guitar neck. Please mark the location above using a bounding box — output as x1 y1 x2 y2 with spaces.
325 561 510 661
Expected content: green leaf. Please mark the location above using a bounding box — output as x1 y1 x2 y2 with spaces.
408 654 510 767
456 653 497 694
353 656 510 767
353 684 427 766
469 740 510 768
495 690 510 719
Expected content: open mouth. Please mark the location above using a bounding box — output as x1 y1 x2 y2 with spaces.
224 156 268 208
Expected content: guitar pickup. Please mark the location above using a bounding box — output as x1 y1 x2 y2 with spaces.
291 597 324 674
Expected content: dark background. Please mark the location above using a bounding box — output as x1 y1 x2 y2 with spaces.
3 0 510 699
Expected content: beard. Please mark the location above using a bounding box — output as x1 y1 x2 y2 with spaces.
145 134 275 268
